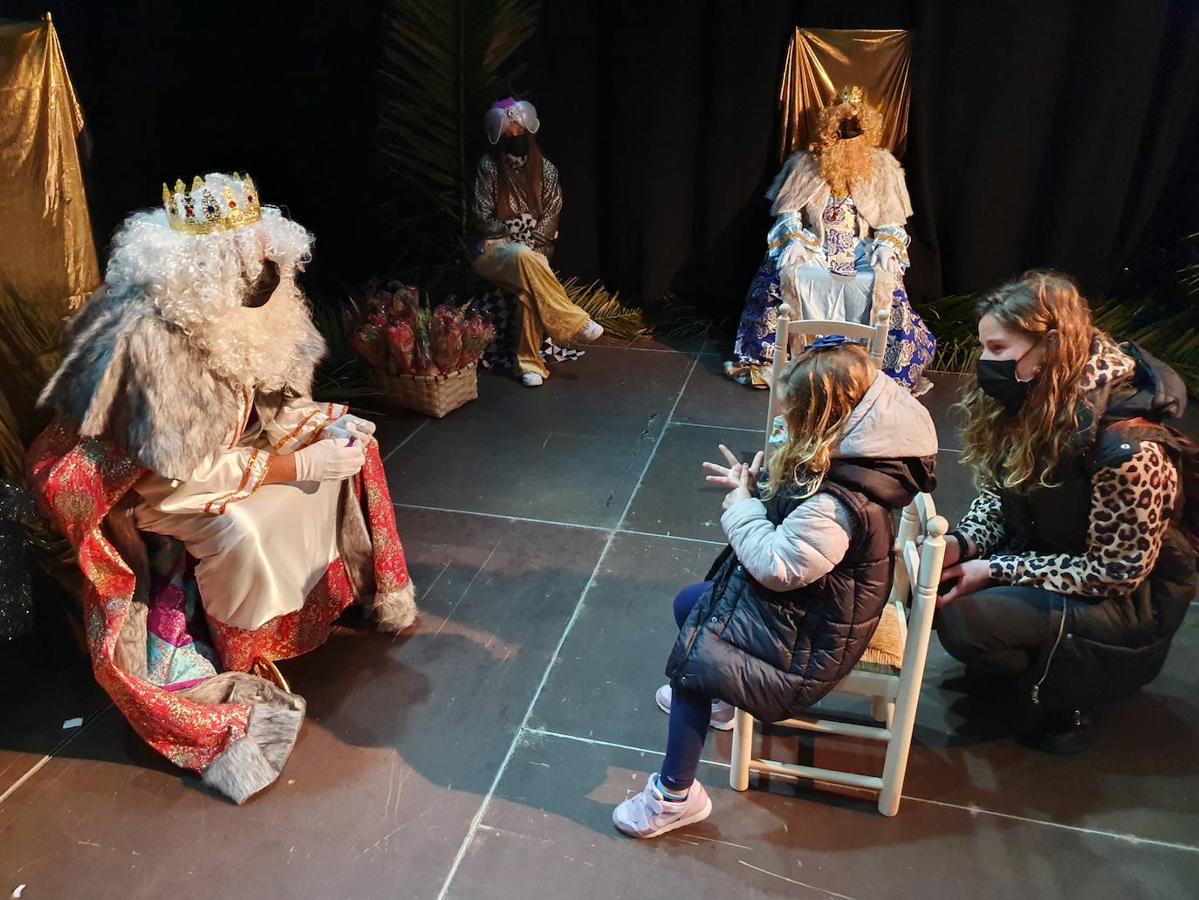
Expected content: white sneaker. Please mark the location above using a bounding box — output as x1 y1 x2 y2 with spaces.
519 372 544 387
612 774 712 839
578 319 604 343
655 683 735 731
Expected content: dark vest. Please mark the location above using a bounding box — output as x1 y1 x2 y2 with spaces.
996 378 1197 708
665 468 899 724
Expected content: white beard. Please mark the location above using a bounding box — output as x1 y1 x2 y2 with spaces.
189 278 326 392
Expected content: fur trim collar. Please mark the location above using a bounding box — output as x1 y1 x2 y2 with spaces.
768 148 912 229
39 284 324 480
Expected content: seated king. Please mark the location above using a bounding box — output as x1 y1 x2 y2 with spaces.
29 172 416 803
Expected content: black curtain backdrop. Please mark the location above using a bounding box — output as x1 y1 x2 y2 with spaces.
525 0 1199 316
0 0 386 295
3 0 1197 317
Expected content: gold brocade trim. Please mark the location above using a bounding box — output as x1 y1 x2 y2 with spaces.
271 410 320 452
767 231 820 252
874 231 907 253
204 449 270 515
229 386 254 449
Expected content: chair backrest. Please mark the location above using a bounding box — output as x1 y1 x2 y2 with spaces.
762 302 892 462
888 491 943 606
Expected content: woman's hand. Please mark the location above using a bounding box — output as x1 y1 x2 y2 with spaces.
941 534 963 569
937 558 993 608
703 445 763 510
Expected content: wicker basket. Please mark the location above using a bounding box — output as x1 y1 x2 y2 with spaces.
368 364 479 418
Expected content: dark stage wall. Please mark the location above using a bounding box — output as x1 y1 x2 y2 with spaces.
4 0 1198 317
525 0 1199 314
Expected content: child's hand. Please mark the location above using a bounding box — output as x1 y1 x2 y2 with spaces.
703 444 764 489
721 462 754 510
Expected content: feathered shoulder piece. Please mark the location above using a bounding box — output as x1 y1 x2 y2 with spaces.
766 151 824 216
854 148 913 228
766 148 912 227
38 286 240 481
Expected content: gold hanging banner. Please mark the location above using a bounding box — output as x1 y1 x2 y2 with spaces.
778 27 913 161
0 14 100 479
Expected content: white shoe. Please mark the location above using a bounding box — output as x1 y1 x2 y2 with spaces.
578 319 604 343
655 684 735 731
612 774 712 839
519 372 545 387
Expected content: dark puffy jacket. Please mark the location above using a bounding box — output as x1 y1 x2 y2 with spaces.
1000 344 1197 709
665 372 938 724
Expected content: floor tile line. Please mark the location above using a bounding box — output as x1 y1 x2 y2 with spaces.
0 755 54 807
522 727 731 771
0 703 111 808
526 728 1199 855
393 502 728 548
902 796 1199 854
668 420 764 435
392 502 611 534
435 349 705 900
382 419 429 463
618 529 727 548
737 860 859 900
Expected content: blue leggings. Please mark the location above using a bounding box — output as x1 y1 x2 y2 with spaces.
660 582 714 793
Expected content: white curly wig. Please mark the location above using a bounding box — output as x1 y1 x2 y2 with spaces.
102 175 325 390
105 176 314 333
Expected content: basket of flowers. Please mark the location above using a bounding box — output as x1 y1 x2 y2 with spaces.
352 283 496 418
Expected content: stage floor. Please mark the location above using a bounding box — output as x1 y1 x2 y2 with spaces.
3 338 1197 899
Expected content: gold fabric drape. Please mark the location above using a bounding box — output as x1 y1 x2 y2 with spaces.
778 28 913 161
0 15 99 479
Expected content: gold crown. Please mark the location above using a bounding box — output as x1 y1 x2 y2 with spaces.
838 85 867 106
162 172 262 234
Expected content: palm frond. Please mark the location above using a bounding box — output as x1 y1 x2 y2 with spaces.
560 277 649 342
378 0 539 243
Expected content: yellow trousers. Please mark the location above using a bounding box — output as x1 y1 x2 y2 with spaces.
472 242 590 378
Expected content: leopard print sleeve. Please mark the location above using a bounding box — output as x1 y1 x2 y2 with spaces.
955 480 1006 557
989 442 1180 597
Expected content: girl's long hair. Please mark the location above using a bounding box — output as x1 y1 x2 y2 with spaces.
493 132 544 220
764 343 876 500
958 269 1095 491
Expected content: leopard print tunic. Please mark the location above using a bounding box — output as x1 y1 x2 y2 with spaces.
955 337 1182 598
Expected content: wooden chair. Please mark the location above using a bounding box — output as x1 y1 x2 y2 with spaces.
761 301 890 460
735 300 944 816
728 492 947 815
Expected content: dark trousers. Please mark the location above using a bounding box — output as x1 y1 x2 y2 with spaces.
936 584 1065 681
659 582 713 793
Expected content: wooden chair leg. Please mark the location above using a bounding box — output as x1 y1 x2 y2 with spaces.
871 695 889 724
730 708 754 791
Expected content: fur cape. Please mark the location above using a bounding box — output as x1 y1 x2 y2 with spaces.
767 148 913 231
38 283 326 481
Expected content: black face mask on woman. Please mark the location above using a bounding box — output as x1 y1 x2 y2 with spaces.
499 133 529 156
976 340 1040 416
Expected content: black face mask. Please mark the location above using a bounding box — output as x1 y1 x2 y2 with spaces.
976 341 1039 416
499 133 529 156
243 259 280 309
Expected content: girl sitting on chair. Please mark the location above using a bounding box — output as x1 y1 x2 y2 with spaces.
613 337 938 839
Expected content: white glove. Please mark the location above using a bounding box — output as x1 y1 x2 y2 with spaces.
292 438 366 483
777 240 804 271
323 414 376 443
872 246 903 274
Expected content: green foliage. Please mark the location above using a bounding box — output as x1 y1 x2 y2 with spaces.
378 0 539 266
